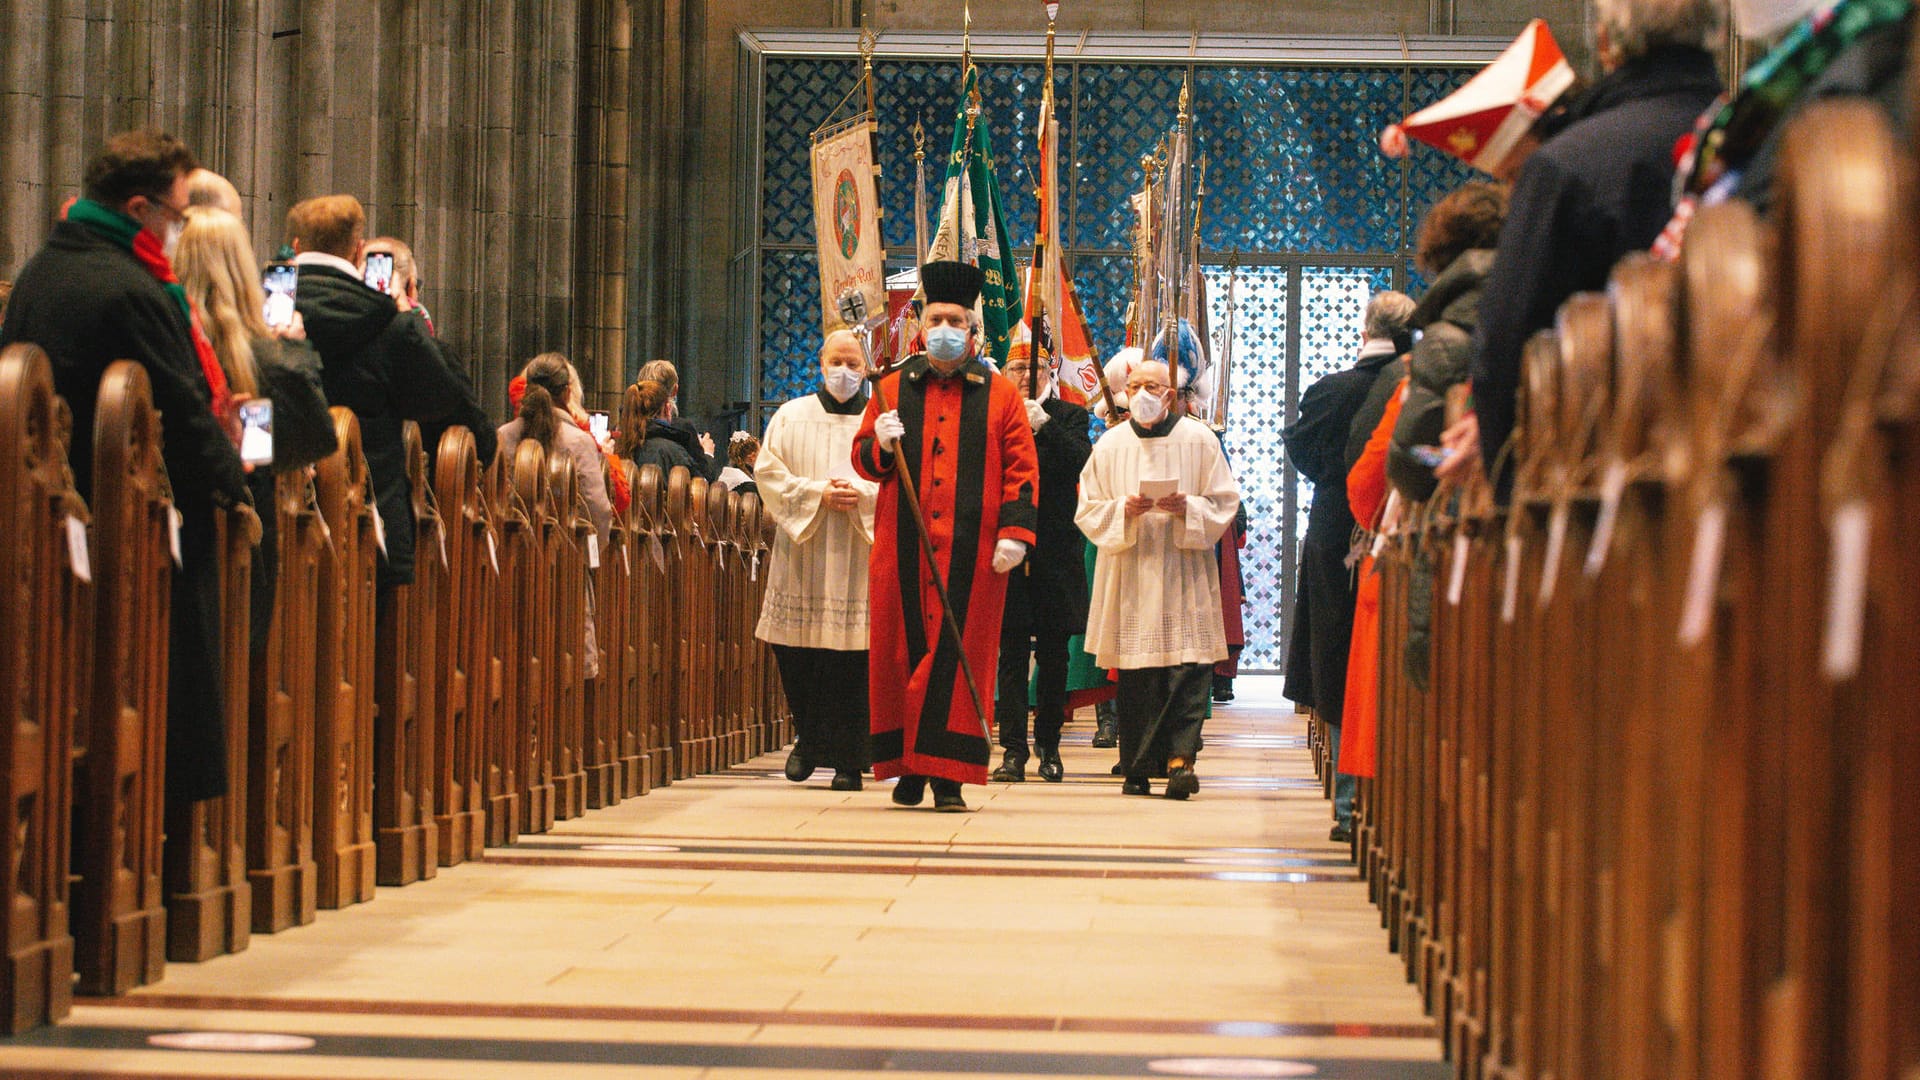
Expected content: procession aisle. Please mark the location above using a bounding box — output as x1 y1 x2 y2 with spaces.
0 676 1444 1079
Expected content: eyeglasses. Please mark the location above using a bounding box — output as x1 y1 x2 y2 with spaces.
1126 381 1169 394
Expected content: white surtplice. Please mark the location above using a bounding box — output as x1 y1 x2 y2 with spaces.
752 392 880 652
1076 415 1241 670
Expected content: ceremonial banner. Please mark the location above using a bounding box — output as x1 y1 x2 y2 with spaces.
1023 74 1100 405
810 116 886 332
928 66 1024 365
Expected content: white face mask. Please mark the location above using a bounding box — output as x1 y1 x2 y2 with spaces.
823 365 865 403
1129 388 1167 426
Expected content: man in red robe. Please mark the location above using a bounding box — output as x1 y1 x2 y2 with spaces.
854 261 1039 811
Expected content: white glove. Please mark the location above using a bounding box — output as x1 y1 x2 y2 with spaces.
991 538 1028 574
1024 398 1049 430
875 410 905 450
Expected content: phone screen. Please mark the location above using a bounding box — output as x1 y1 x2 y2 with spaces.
262 264 297 327
589 411 610 442
239 398 274 467
363 252 395 295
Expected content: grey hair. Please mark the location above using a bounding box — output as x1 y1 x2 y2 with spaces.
1363 291 1417 343
1593 0 1721 61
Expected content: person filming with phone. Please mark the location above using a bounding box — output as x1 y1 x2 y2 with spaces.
174 204 339 659
286 194 494 590
1075 356 1240 801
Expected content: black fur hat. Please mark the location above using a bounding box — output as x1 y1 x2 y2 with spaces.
920 260 984 309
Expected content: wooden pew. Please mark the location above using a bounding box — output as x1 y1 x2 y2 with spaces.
247 468 320 932
430 426 491 864
0 344 83 1030
611 461 649 798
1670 200 1778 1080
664 467 694 778
312 408 379 909
1358 99 1920 1080
684 474 714 774
483 452 526 846
736 493 766 760
1764 101 1904 1080
754 502 789 750
587 459 640 806
162 495 257 961
373 422 440 886
547 450 590 821
73 360 170 995
714 484 743 767
632 464 674 789
509 439 557 835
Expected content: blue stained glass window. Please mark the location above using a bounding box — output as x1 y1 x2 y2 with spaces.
760 250 825 410
1207 264 1290 671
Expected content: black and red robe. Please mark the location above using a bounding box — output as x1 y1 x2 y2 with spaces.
853 355 1039 785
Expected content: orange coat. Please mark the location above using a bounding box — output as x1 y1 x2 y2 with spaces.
1338 376 1407 779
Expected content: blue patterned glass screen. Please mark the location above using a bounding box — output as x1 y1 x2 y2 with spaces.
753 55 1474 669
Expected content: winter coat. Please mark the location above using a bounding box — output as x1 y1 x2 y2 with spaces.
1472 46 1723 489
1003 396 1093 637
625 418 703 477
1 217 252 802
293 262 496 588
1387 249 1493 503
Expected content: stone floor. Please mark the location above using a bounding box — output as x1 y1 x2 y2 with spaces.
0 676 1445 1079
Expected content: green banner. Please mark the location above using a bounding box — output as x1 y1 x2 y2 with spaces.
932 66 1025 366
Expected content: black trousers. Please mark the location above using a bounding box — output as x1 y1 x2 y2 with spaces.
995 625 1070 760
772 644 870 773
1115 663 1213 778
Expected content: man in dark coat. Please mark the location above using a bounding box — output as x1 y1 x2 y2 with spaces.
990 345 1092 783
1456 0 1724 489
286 194 495 589
1281 290 1414 842
1 130 252 804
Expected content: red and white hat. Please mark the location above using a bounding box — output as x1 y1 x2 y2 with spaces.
1380 19 1576 173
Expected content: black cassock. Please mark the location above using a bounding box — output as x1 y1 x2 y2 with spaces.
997 396 1091 757
1282 346 1399 731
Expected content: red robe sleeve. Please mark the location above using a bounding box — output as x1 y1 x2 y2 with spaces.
1348 376 1408 529
993 378 1039 545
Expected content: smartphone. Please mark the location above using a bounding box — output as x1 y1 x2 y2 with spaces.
1410 444 1453 469
589 411 610 442
262 264 297 328
363 251 396 295
239 398 274 467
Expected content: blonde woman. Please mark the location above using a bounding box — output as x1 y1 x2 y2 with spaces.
174 205 336 651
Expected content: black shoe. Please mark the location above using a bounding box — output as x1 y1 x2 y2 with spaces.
831 770 863 791
1121 775 1152 796
784 746 814 783
1111 761 1126 776
1212 677 1235 702
1164 767 1199 801
1091 715 1117 748
990 751 1026 783
1330 822 1353 844
1036 748 1063 782
891 775 926 806
931 778 968 812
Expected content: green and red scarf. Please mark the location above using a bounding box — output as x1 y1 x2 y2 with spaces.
1655 0 1911 256
66 198 236 434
